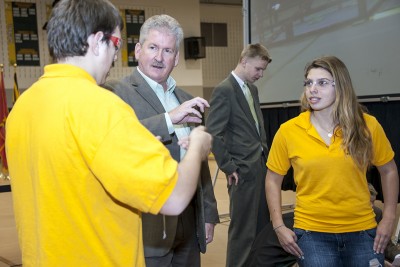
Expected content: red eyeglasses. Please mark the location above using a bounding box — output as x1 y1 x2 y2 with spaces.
110 36 122 52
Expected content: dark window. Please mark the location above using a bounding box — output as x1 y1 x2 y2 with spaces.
201 22 227 47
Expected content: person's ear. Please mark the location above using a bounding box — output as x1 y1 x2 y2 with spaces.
241 57 247 67
90 32 104 56
174 51 180 67
134 42 142 61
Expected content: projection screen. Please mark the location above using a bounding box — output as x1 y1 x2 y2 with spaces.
245 0 400 104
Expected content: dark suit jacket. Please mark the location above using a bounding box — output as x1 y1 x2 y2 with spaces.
103 68 219 256
206 73 268 180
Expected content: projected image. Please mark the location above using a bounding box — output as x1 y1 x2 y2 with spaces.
248 0 400 103
251 0 399 48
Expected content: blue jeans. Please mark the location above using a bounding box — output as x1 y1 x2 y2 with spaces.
294 228 384 267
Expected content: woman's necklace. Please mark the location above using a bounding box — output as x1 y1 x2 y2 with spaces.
321 126 334 137
311 113 336 138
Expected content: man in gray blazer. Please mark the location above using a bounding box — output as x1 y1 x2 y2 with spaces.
206 43 272 267
103 14 219 267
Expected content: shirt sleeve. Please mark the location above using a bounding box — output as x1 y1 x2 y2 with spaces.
90 113 178 215
266 126 291 176
367 115 395 166
164 113 175 134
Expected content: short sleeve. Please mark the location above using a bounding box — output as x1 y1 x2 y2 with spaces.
90 111 178 215
267 127 291 175
367 115 395 166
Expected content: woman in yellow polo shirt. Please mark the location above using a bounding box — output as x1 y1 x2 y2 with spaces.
265 56 399 267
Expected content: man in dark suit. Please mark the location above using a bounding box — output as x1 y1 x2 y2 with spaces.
206 43 272 267
103 14 219 267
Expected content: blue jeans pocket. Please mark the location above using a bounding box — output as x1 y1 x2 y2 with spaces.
294 228 308 243
364 228 377 241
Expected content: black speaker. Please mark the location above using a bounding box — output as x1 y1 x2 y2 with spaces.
184 37 206 60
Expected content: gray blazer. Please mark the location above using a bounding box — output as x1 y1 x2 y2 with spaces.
103 68 219 256
206 73 269 180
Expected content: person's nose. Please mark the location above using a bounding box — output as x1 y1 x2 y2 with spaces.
309 84 318 93
155 50 163 62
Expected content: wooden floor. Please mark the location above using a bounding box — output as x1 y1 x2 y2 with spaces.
1 159 399 267
0 180 21 267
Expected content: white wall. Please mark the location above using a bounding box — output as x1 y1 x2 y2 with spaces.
200 4 243 88
0 0 53 106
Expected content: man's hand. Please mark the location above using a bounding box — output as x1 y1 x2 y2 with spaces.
188 126 212 161
169 97 210 124
205 223 216 244
228 171 239 186
178 136 189 150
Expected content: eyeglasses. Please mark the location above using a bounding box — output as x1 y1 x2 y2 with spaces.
109 36 122 52
303 78 335 89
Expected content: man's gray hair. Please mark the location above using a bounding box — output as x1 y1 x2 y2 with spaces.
139 14 184 51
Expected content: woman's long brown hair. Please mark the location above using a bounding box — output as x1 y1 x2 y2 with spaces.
300 56 372 169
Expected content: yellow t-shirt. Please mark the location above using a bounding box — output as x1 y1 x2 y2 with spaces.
267 111 394 233
6 64 178 266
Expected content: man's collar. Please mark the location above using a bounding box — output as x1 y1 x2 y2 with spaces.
231 71 245 88
137 67 176 93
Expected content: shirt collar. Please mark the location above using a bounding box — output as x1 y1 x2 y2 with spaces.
295 110 313 131
231 71 246 89
43 64 97 85
137 67 176 94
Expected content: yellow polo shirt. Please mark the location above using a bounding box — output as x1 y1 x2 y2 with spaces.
267 111 394 233
6 64 178 266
